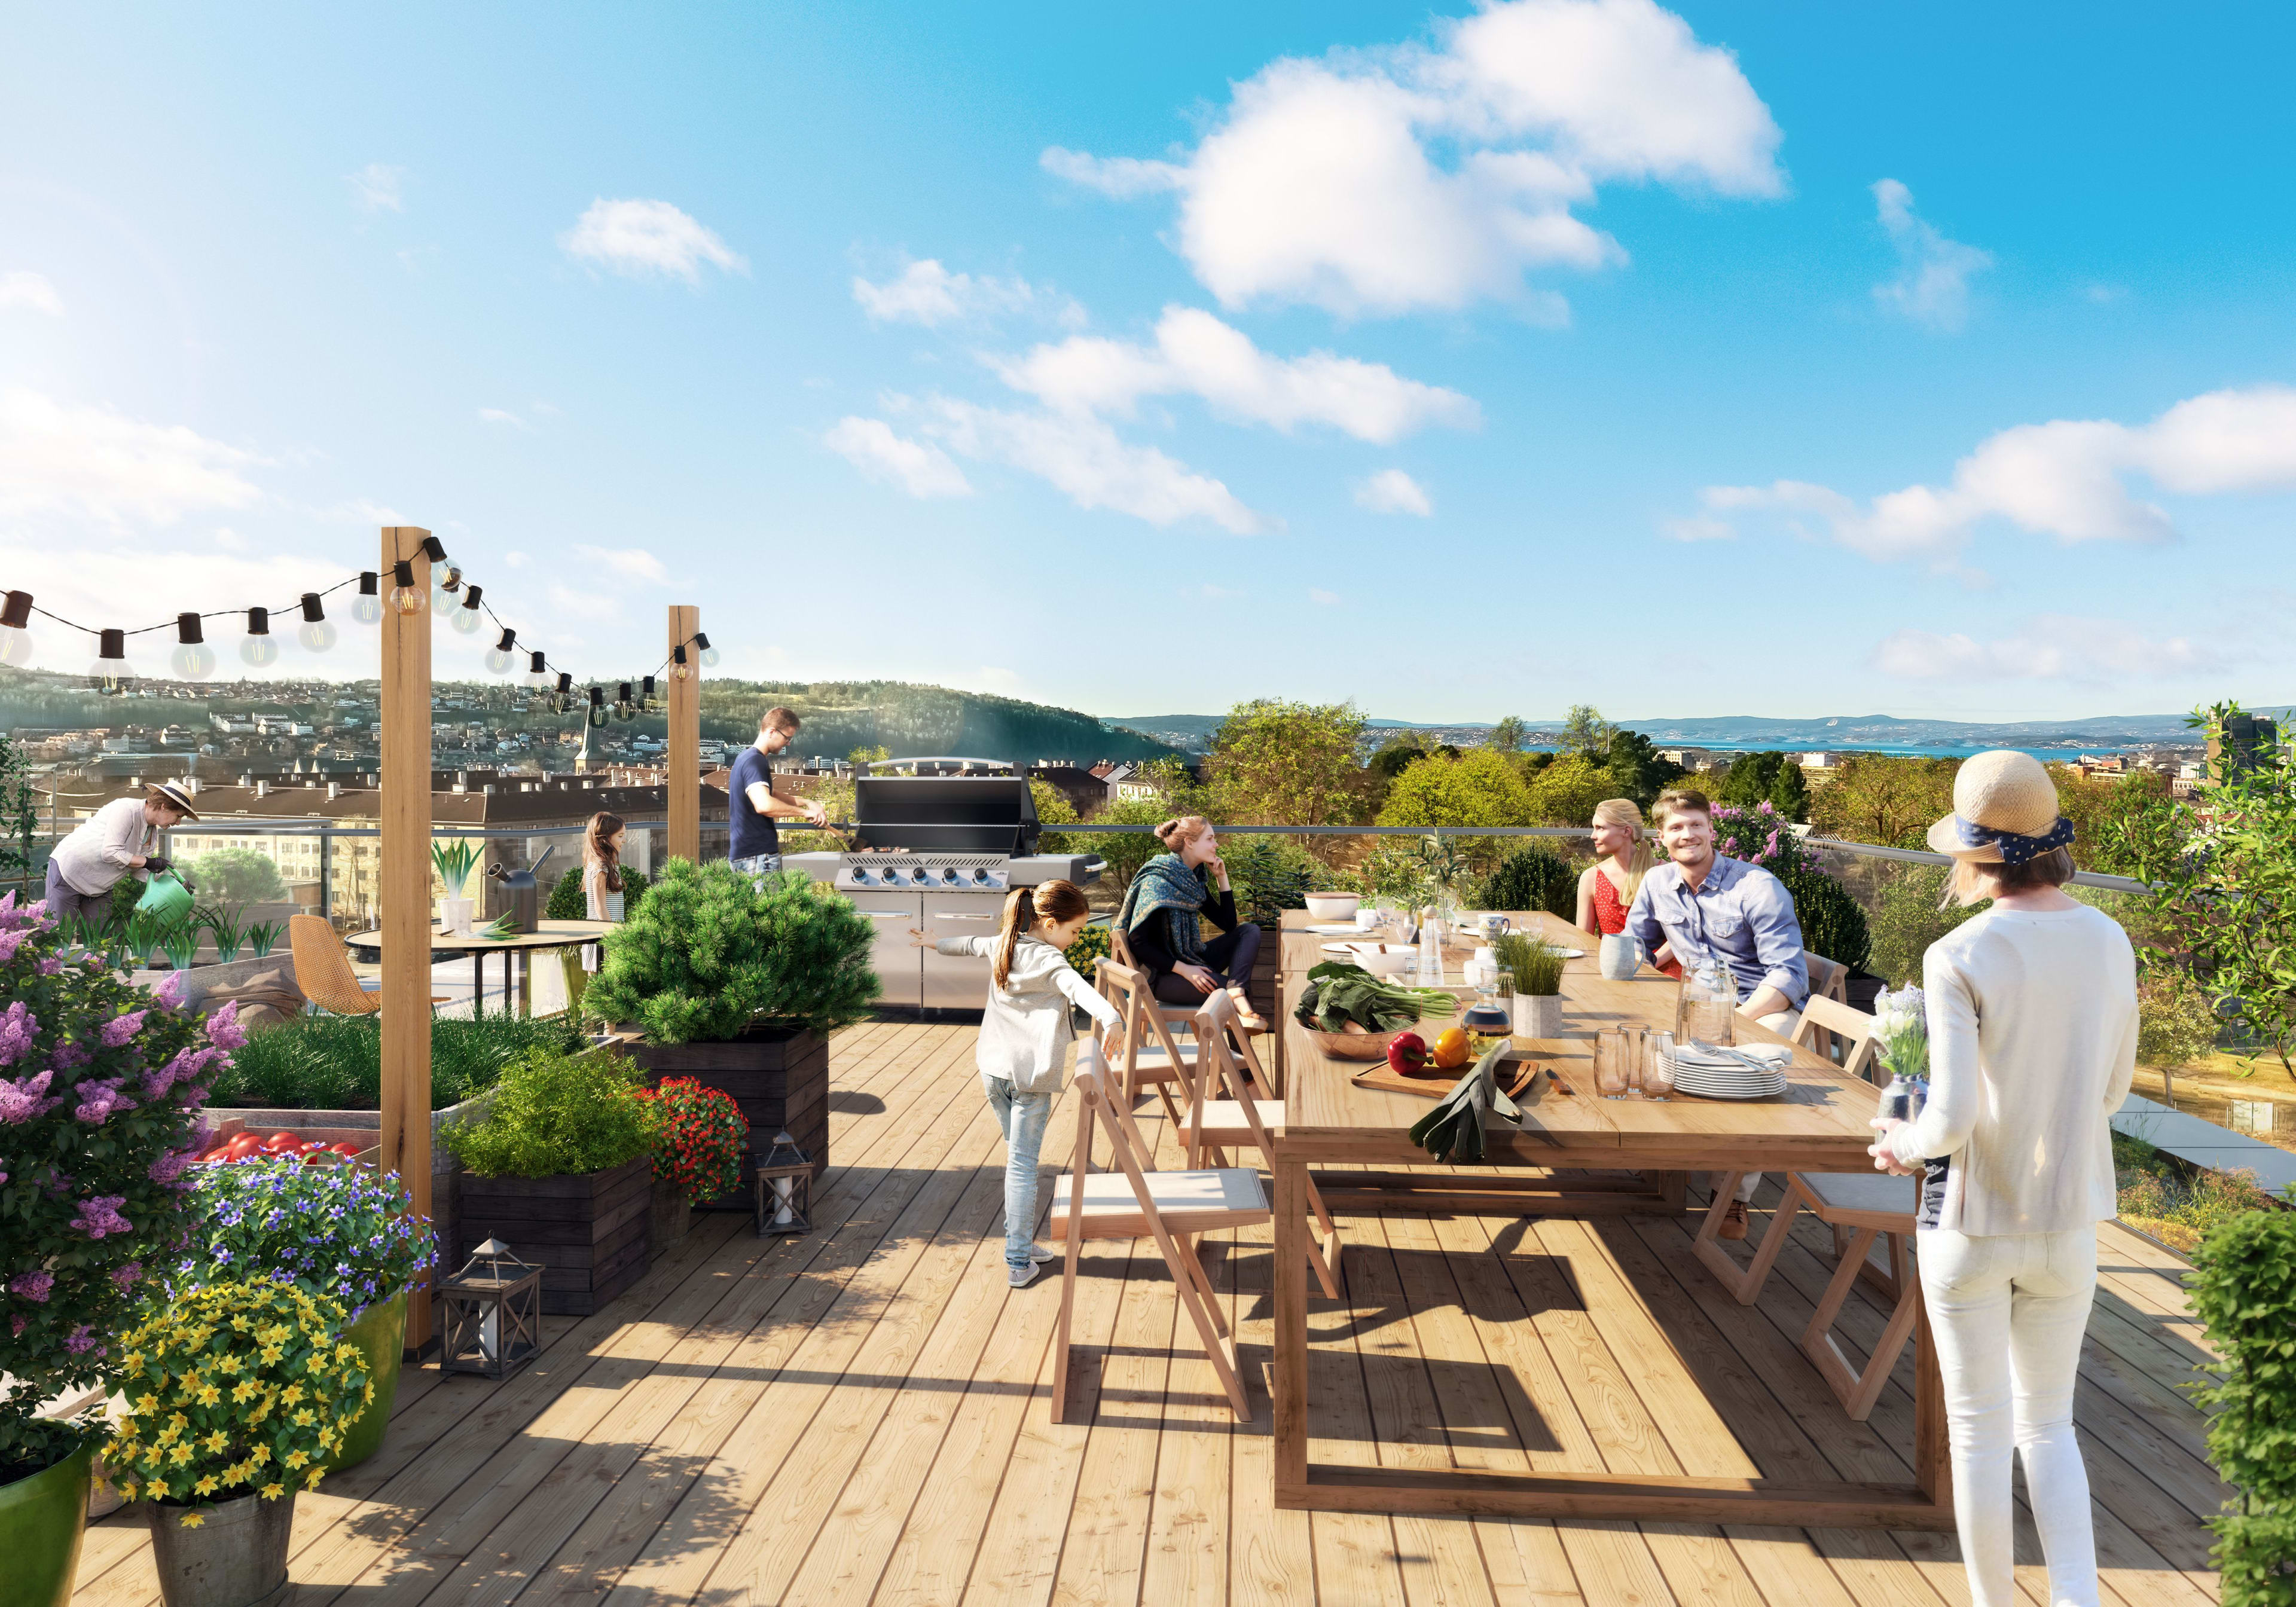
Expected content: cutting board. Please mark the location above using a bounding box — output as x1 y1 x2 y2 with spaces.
1349 1053 1571 1102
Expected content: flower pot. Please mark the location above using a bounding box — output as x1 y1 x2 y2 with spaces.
650 1174 692 1254
456 1154 654 1315
1598 934 1641 981
1513 993 1564 1040
624 1027 827 1209
0 1441 93 1607
324 1285 408 1472
439 897 475 936
147 1489 295 1607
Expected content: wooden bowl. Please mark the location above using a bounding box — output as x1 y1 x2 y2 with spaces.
1301 1025 1407 1062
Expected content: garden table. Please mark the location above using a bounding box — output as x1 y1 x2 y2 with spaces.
1271 909 1952 1527
341 918 613 1018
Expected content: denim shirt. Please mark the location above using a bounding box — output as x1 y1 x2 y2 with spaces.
1625 854 1809 1009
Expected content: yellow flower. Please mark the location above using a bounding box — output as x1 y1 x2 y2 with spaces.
176 1513 204 1530
335 1344 359 1364
169 1444 193 1467
280 1384 304 1406
215 1354 240 1375
292 1409 315 1428
261 1483 284 1501
283 1450 307 1469
120 1351 144 1373
230 1315 251 1332
194 1475 219 1496
195 1384 221 1406
136 1393 160 1414
155 1424 181 1446
231 1380 258 1404
248 1445 270 1466
204 1431 228 1453
304 1468 326 1489
116 1482 139 1502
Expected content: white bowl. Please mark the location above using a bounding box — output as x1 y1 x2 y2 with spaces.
1348 944 1415 977
1303 893 1361 921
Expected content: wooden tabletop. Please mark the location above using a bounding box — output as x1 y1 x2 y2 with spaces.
1277 909 1881 1171
342 918 615 956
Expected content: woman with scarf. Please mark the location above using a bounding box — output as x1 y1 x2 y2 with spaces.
1116 814 1266 1031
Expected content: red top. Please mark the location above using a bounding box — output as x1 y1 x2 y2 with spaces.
1589 867 1681 977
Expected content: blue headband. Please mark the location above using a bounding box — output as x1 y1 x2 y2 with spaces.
1951 813 2075 865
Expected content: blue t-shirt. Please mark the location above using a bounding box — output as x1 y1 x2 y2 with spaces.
728 745 780 861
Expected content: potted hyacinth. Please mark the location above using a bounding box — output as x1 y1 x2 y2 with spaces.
170 1159 434 1471
0 892 239 1607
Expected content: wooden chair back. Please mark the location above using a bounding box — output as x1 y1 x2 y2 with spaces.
1794 994 1879 1083
1092 957 1195 1122
1183 990 1279 1164
289 914 380 1017
1803 952 1850 1006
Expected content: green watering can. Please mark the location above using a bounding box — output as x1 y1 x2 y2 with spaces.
134 870 194 925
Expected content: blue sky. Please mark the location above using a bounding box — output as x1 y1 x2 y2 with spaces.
4 2 2294 723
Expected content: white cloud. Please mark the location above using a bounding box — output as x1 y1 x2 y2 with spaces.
1660 514 1735 542
1871 179 1991 332
1873 616 2231 684
571 543 669 584
1684 385 2296 568
477 408 530 430
349 163 405 213
1309 587 1342 604
925 400 1272 534
1042 0 1782 317
558 198 747 282
997 307 1477 443
0 535 344 675
545 582 623 623
823 416 974 499
213 528 249 552
852 258 1079 328
0 271 63 317
1354 469 1434 515
0 387 263 527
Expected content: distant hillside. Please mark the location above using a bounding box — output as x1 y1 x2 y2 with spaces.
698 680 1178 765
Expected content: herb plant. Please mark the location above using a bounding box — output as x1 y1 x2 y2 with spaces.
1491 933 1565 996
173 1159 434 1322
442 1047 657 1178
432 838 481 898
1294 960 1458 1033
209 1012 579 1111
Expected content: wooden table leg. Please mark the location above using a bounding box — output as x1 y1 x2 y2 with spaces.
1273 1154 1308 1497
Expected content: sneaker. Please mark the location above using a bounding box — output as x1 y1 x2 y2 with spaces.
1720 1200 1750 1241
1008 1262 1042 1288
1028 1244 1058 1264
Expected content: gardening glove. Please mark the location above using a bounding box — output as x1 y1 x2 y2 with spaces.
142 855 171 875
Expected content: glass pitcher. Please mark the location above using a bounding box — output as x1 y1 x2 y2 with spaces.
1676 960 1736 1047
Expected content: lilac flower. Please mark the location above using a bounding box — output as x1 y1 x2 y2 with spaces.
149 1145 199 1186
143 1044 222 1101
155 969 190 1009
49 1041 87 1071
0 928 25 965
204 999 247 1052
74 1077 136 1126
8 1316 22 1337
37 957 62 976
100 1010 148 1047
110 1261 142 1292
65 1324 98 1354
0 1070 58 1124
10 1270 53 1303
69 1194 132 1238
0 1002 36 1066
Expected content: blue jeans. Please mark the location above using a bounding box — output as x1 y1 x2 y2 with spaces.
981 1073 1054 1271
731 853 783 879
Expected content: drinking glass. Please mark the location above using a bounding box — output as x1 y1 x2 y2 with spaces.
1594 1029 1632 1099
1641 1030 1675 1101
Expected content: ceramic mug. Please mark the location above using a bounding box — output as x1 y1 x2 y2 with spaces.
1479 912 1512 941
1355 908 1381 931
1598 933 1640 980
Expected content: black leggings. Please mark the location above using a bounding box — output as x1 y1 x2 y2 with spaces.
1151 922 1263 1006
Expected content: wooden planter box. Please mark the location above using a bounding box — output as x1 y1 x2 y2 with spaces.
623 1027 828 1210
454 1154 652 1315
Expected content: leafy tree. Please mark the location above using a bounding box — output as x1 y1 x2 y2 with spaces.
1030 778 1079 856
1713 751 1785 811
1376 748 1535 831
1486 715 1530 753
546 863 652 921
848 744 891 765
182 844 289 906
1523 754 1618 827
1866 864 1983 986
0 727 36 898
1602 728 1685 809
1367 737 1429 786
1808 754 1961 848
1560 704 1614 759
2050 763 2172 875
1202 699 1367 830
1091 797 1176 891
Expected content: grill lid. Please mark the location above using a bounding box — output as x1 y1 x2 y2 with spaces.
851 774 1039 854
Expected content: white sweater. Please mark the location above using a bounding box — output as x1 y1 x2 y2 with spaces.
1885 904 2138 1236
51 796 154 897
939 934 1121 1094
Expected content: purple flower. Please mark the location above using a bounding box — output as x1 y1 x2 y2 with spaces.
65 1324 98 1355
0 1002 36 1066
0 1070 57 1124
10 1270 53 1303
155 969 190 1009
36 957 62 976
74 1077 136 1125
109 1261 142 1292
204 999 246 1052
49 1041 87 1071
144 1045 222 1101
148 1144 199 1186
100 1010 148 1047
69 1194 132 1238
9 1315 23 1337
0 929 25 966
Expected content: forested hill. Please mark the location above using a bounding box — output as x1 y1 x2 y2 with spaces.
695 680 1177 764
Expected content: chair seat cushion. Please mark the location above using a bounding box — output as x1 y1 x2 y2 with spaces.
1048 1167 1269 1237
1796 1169 1918 1219
1182 1099 1284 1139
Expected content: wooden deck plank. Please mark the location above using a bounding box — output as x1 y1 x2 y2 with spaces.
1226 1215 1318 1607
1307 1212 1410 1607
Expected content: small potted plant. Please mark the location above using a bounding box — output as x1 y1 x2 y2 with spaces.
105 1280 368 1607
1493 933 1567 1038
170 1158 435 1471
637 1078 749 1252
0 893 234 1607
443 1047 658 1313
583 860 878 1203
433 839 481 935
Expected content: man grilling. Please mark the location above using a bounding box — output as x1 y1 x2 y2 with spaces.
729 707 826 876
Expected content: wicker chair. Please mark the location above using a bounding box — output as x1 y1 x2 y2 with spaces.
289 914 446 1015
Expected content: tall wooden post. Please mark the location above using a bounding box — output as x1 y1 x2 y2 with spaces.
667 605 701 864
379 527 435 1351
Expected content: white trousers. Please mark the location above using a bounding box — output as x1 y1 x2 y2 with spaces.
1708 1007 1802 1204
1919 1225 2100 1607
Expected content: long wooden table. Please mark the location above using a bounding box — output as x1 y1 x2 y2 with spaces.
1271 909 1952 1529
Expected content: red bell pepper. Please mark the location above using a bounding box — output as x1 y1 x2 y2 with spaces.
1387 1031 1429 1074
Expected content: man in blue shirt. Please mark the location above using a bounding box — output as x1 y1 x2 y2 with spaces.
729 707 825 876
1626 786 1809 1239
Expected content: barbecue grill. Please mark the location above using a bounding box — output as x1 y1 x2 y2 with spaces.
785 763 1104 1009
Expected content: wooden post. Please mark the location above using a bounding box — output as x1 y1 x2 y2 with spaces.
379 527 435 1351
667 604 701 865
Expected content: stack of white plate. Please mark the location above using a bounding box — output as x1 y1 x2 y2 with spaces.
1669 1041 1793 1100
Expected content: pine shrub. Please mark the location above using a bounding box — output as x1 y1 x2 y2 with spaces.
1776 864 1873 974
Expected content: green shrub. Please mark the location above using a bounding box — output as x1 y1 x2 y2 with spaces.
1064 921 1113 979
545 863 651 921
1778 864 1872 974
2142 969 2224 1067
582 857 881 1043
1477 845 1577 920
442 1047 657 1178
2187 1208 2296 1602
208 1013 581 1110
181 844 288 906
1220 835 1352 928
1866 864 1984 987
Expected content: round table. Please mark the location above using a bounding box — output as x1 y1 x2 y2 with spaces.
341 919 615 1018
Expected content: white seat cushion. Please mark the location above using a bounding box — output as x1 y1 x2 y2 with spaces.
1182 1099 1285 1139
1796 1170 1918 1218
1048 1167 1268 1238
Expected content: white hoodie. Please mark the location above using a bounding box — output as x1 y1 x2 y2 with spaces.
938 933 1120 1093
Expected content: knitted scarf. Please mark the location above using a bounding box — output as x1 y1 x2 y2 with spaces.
1116 853 1211 967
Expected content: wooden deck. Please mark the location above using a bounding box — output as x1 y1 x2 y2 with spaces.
73 1020 2224 1605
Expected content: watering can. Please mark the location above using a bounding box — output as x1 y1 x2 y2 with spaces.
135 870 194 925
487 845 553 935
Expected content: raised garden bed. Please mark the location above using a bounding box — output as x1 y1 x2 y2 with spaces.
454 1155 652 1315
624 1027 827 1208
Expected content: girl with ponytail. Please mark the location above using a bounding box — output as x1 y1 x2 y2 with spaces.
934 878 1124 1287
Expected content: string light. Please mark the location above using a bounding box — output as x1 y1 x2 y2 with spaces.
352 571 383 626
169 613 216 681
2 590 36 667
387 561 425 615
432 563 463 608
88 628 131 695
614 680 636 721
587 686 610 728
485 628 519 674
240 607 279 668
452 583 485 636
554 671 576 714
641 674 659 713
297 593 337 653
524 650 550 690
694 631 720 669
668 644 691 682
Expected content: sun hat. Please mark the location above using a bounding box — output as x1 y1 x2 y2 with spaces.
1924 750 2072 864
145 779 201 821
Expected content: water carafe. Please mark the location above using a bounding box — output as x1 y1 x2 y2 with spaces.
1675 960 1735 1047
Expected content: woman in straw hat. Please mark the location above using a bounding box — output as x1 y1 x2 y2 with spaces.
44 779 199 925
1868 750 2135 1607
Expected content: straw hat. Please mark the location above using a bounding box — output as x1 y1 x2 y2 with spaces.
1924 750 2068 863
145 779 200 821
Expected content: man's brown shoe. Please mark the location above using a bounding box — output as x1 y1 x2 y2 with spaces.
1719 1200 1750 1241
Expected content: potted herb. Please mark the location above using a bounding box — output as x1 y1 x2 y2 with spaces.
1493 933 1567 1038
583 860 878 1203
442 1047 658 1313
0 893 234 1607
105 1281 368 1607
171 1159 435 1471
637 1077 748 1251
433 839 481 934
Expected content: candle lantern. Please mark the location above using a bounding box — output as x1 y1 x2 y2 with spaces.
438 1238 542 1377
753 1131 813 1236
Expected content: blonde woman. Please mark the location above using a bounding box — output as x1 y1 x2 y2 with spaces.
1574 798 1651 936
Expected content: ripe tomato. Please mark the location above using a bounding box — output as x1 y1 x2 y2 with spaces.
329 1141 364 1158
262 1131 304 1154
223 1132 264 1160
298 1148 330 1165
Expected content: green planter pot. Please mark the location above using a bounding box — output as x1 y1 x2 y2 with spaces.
0 1441 94 1607
325 1286 408 1472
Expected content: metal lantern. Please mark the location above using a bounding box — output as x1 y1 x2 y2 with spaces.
439 1238 542 1377
754 1132 814 1236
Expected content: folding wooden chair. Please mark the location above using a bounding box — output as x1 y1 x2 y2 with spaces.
1048 1044 1269 1422
1111 923 1276 1092
1092 957 1195 1128
1176 991 1341 1297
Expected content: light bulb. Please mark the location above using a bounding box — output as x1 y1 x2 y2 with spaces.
587 688 609 728
0 590 32 665
432 564 463 606
524 650 550 689
668 646 691 682
298 619 338 652
694 632 721 669
240 634 279 668
170 642 216 680
388 561 425 615
88 629 131 695
485 630 518 674
352 572 383 625
554 672 575 714
452 583 486 635
613 682 636 722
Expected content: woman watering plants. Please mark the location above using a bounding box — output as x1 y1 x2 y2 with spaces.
44 779 199 924
1867 750 2135 1607
1115 814 1266 1030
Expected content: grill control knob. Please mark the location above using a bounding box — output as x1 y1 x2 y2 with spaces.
851 869 872 885
972 868 991 885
